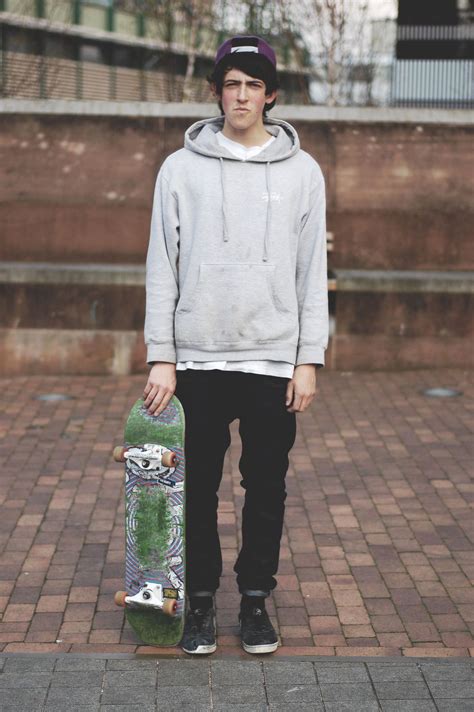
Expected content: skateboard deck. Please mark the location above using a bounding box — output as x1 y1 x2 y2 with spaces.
114 396 185 646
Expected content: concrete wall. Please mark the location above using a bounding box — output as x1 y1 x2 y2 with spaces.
1 102 473 268
1 100 473 374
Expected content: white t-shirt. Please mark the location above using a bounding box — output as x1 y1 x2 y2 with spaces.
176 131 294 380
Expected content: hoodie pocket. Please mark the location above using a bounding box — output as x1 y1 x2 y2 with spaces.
175 262 295 345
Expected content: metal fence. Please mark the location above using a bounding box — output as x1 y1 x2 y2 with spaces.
391 59 473 109
0 50 215 101
392 23 474 109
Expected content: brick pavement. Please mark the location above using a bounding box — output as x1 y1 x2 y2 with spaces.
0 370 472 656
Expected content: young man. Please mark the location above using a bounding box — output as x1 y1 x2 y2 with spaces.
143 35 328 655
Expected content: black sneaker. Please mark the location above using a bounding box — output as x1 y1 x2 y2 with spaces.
181 606 217 655
239 605 278 654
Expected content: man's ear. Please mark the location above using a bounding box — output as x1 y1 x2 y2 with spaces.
210 82 220 99
265 89 277 107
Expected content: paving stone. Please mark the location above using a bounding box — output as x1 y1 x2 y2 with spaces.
46 686 101 706
0 671 52 687
320 682 377 702
211 660 262 685
100 686 157 706
103 670 157 687
157 707 210 712
0 687 48 710
100 706 155 712
2 656 56 672
212 684 267 705
269 704 324 712
266 684 322 704
55 656 107 671
315 662 369 682
368 664 424 682
373 681 431 699
45 705 99 712
50 670 104 686
214 705 267 712
324 703 380 712
379 703 437 712
420 662 473 680
263 661 316 685
435 702 474 712
158 659 209 686
154 685 211 705
427 680 474 698
106 658 158 670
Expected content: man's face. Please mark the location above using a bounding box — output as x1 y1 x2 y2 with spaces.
219 68 276 132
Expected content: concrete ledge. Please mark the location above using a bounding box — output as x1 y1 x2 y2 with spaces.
0 98 219 119
2 263 473 293
335 269 474 293
0 261 145 286
0 328 146 376
333 334 473 370
1 98 473 125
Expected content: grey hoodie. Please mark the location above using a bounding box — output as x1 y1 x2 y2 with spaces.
145 115 328 367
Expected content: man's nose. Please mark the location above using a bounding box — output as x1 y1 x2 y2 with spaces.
237 85 248 101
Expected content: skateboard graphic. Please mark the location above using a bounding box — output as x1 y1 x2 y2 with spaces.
113 396 185 646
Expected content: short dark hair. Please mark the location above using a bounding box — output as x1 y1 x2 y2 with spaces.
207 54 279 116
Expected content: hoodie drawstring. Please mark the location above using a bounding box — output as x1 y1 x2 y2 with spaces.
263 161 271 263
219 157 271 262
219 157 229 242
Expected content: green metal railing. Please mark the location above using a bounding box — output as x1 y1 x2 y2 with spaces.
0 0 302 68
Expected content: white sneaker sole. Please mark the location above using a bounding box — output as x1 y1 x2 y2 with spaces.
242 640 278 654
182 642 217 655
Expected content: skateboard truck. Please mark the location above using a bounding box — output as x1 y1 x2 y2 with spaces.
114 583 178 616
113 444 178 470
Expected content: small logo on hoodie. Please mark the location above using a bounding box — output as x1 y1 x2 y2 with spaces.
262 191 282 203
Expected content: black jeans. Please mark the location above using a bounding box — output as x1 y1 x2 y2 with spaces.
175 369 297 597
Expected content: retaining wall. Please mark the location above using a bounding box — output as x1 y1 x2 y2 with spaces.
0 100 473 373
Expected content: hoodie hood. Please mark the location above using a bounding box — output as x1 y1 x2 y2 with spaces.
184 115 300 162
184 116 300 261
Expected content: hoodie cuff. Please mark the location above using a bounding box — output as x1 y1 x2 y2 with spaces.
296 345 325 368
146 344 176 365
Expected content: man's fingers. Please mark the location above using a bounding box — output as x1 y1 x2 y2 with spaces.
143 381 152 397
155 391 173 417
287 392 316 413
148 388 174 416
286 382 294 407
147 386 166 412
288 393 303 413
143 384 159 407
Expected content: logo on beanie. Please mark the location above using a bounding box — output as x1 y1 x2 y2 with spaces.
231 46 259 54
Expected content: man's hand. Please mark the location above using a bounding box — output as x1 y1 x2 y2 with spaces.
143 362 177 416
286 364 317 413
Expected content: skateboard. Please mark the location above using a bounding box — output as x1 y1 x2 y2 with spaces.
113 396 185 646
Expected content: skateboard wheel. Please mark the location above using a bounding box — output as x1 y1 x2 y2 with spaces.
114 591 128 607
162 598 178 617
113 446 126 463
162 451 178 468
